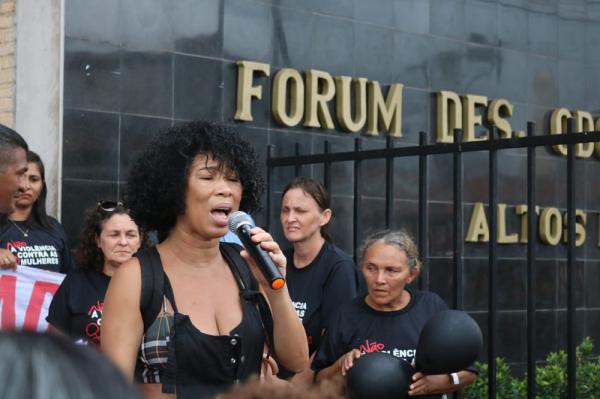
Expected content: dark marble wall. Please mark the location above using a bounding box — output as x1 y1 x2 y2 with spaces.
62 0 600 370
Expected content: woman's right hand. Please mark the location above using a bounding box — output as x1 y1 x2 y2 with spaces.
260 354 292 389
315 349 362 383
239 226 287 289
0 248 18 270
260 353 280 378
338 349 362 376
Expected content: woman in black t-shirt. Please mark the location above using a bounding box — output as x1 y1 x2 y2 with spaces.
313 230 476 398
279 177 359 384
0 151 74 273
46 202 147 345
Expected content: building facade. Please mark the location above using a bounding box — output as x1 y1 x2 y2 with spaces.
9 0 600 373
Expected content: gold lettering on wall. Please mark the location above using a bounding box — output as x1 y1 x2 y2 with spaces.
575 211 587 247
465 202 489 242
548 108 600 159
487 99 513 139
335 76 367 133
574 110 595 158
436 91 462 143
550 108 571 156
437 92 517 143
235 61 404 135
578 211 586 246
466 203 588 246
366 82 403 137
562 210 587 247
304 69 336 129
234 61 270 121
515 204 540 243
272 68 304 127
234 60 600 158
462 94 488 142
497 204 519 243
539 207 562 245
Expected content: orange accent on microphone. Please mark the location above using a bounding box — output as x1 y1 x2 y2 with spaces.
271 278 285 290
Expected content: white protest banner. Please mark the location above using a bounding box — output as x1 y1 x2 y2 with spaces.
0 266 65 332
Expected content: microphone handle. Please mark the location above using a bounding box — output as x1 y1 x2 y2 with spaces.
237 225 286 290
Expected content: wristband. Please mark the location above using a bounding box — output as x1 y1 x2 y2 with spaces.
449 372 460 385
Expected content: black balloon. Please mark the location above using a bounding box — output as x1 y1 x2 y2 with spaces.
346 352 414 399
415 310 483 374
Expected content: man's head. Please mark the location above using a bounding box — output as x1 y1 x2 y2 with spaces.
0 124 29 214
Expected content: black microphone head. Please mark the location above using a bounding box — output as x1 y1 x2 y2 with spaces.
228 211 254 233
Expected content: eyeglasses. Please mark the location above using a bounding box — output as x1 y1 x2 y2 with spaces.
97 200 124 212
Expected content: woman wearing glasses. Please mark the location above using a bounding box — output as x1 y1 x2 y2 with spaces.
0 151 74 272
46 201 147 345
102 121 308 399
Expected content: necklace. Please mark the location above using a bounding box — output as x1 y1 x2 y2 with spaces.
9 219 29 237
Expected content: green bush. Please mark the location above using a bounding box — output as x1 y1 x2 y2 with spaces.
462 337 600 399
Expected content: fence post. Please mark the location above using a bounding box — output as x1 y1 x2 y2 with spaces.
452 128 463 310
488 126 498 399
526 121 537 398
266 145 274 232
323 141 331 192
419 131 429 291
385 136 394 229
353 138 362 263
566 118 577 399
294 143 301 177
452 128 465 399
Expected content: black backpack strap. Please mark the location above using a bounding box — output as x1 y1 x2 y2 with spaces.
136 247 165 333
220 243 257 290
220 243 275 356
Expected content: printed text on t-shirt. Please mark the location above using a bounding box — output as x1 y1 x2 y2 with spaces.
358 339 416 361
292 301 307 319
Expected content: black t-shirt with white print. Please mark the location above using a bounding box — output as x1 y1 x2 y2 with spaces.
312 290 449 399
285 241 359 355
0 217 75 273
46 269 110 345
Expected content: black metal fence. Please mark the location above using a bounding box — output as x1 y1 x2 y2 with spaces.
265 120 600 398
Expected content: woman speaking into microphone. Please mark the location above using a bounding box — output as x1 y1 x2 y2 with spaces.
101 121 308 399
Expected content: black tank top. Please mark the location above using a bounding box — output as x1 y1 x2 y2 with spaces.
135 246 268 399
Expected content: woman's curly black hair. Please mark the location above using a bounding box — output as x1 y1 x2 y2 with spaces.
126 121 264 241
76 204 149 272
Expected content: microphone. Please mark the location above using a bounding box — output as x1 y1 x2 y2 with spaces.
228 211 286 290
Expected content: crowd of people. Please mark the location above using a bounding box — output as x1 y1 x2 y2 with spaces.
0 121 476 399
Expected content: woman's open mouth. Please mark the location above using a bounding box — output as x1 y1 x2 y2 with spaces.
211 206 232 226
